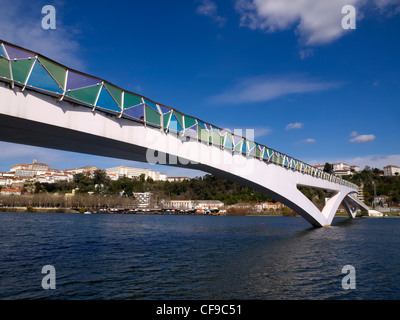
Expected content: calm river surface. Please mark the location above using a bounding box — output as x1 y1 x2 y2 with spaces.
1 212 399 300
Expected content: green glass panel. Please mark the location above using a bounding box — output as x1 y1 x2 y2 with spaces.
184 116 196 129
104 82 123 107
145 105 161 126
124 92 143 109
248 141 255 151
38 57 67 90
163 112 172 127
65 85 101 105
173 111 184 127
212 131 221 146
198 127 209 142
255 147 261 158
0 57 11 79
234 141 242 152
11 59 35 83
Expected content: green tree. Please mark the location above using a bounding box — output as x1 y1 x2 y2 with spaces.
323 163 333 174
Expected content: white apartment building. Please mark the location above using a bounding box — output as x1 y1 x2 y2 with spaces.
331 163 351 176
106 166 167 181
167 177 190 182
162 200 224 211
384 165 400 176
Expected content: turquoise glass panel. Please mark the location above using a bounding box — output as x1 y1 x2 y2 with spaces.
96 86 120 113
27 61 63 93
0 45 7 59
224 135 234 149
168 113 184 132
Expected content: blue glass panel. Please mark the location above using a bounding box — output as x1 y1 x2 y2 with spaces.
212 127 221 135
26 61 63 93
242 141 248 154
144 99 159 112
96 86 120 113
124 104 145 120
4 44 35 60
197 120 206 129
67 70 100 91
224 135 234 149
168 113 184 132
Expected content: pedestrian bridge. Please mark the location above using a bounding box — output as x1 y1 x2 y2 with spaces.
0 40 369 227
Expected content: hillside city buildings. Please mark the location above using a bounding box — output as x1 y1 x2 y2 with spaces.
1 159 399 214
313 163 360 176
0 159 169 190
312 162 400 177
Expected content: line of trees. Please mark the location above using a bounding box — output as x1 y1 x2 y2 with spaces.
0 193 138 210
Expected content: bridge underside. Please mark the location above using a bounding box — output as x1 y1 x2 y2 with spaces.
0 83 369 227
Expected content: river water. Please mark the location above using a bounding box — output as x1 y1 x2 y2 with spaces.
0 212 399 300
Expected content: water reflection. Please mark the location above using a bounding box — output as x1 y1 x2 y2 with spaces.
1 213 399 300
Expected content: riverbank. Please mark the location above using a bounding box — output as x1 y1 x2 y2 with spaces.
0 207 78 214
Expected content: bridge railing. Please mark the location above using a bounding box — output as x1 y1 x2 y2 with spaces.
0 40 358 190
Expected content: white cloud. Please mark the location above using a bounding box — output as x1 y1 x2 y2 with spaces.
0 0 83 69
373 0 400 15
209 75 341 104
350 133 376 143
234 0 400 46
286 122 304 130
235 0 358 45
196 0 227 27
299 138 316 144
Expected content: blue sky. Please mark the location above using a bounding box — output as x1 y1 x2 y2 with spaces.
0 0 399 177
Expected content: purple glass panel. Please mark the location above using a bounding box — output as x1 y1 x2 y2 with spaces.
233 135 243 146
67 70 100 91
4 44 35 60
158 105 172 114
124 104 145 120
185 124 198 138
220 129 230 136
